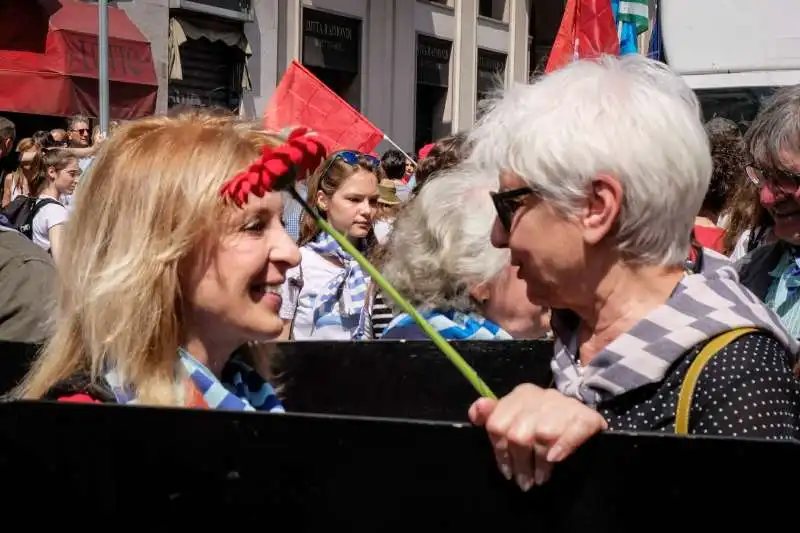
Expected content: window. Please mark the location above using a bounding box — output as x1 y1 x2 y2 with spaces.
168 36 246 111
696 87 778 130
168 14 248 112
301 8 363 111
415 35 452 150
478 0 506 20
528 0 565 76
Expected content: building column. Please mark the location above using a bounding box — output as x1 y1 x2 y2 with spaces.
278 0 302 75
391 0 416 151
452 0 478 132
242 0 280 119
507 0 531 84
121 0 171 114
363 0 393 135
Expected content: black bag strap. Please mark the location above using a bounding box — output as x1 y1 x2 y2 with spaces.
31 198 62 219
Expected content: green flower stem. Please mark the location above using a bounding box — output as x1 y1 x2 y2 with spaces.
289 188 496 400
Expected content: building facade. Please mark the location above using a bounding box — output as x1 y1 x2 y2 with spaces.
277 0 565 152
117 0 565 153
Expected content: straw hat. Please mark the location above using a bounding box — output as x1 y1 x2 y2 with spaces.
378 178 401 205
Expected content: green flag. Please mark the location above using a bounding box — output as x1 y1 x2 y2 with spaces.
619 0 649 34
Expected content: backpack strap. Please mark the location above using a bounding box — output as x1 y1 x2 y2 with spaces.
31 198 62 218
675 327 759 435
28 198 63 245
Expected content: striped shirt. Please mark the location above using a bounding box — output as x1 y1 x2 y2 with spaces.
370 291 394 339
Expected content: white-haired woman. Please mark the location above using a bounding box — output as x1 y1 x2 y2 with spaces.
465 55 800 491
10 111 300 410
379 165 549 341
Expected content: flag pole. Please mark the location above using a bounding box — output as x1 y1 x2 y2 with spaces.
98 0 110 135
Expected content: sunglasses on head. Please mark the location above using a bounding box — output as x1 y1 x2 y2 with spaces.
490 186 535 232
319 150 380 177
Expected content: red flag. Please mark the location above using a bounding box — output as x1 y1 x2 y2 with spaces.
265 61 385 154
545 0 619 73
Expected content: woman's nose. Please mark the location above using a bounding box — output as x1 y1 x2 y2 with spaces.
273 230 301 269
490 217 509 249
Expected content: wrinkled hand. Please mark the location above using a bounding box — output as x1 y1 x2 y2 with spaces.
469 384 607 491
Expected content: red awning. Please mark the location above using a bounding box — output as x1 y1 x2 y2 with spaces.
0 0 157 120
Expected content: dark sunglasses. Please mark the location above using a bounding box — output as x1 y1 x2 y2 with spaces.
490 186 534 232
319 150 380 177
72 128 90 135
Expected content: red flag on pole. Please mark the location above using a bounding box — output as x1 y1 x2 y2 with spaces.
545 0 619 73
265 61 385 154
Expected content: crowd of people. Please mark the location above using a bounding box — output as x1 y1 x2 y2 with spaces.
0 54 799 492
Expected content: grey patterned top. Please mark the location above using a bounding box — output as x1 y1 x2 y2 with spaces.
549 249 799 437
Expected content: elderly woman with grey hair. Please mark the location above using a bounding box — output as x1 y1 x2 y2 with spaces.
465 55 800 492
378 165 550 341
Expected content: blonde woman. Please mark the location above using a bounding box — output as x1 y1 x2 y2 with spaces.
1 138 40 208
10 111 300 410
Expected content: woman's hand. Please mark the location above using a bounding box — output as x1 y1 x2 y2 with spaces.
469 384 607 491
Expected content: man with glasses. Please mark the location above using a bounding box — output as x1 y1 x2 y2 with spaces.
68 115 91 150
63 114 95 211
738 85 800 339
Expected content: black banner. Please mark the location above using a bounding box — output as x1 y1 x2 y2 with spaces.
0 400 795 528
302 8 360 74
279 340 552 420
417 34 452 88
0 340 552 419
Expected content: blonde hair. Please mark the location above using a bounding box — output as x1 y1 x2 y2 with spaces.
16 137 38 153
12 110 286 405
13 138 45 188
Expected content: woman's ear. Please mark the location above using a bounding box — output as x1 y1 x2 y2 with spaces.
580 174 623 246
469 282 491 307
316 190 327 212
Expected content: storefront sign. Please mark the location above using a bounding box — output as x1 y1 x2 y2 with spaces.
302 9 360 73
417 34 451 88
477 48 507 96
65 35 154 84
